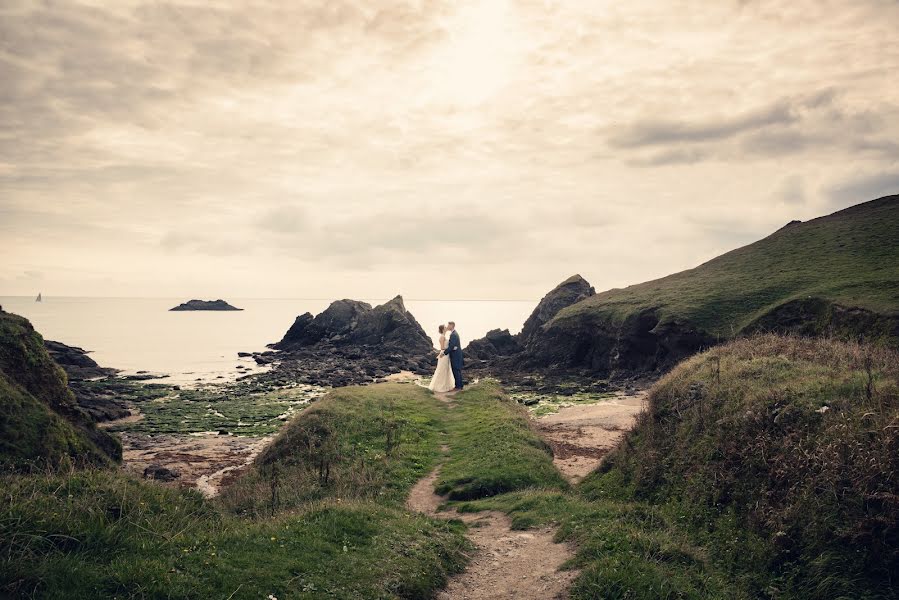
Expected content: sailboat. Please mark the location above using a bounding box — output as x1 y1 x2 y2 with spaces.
35 292 42 302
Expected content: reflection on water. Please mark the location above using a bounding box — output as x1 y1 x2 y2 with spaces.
0 296 535 381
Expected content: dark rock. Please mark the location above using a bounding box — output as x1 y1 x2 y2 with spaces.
237 352 252 357
465 329 523 360
218 430 229 435
260 295 435 388
44 339 118 381
519 274 595 346
169 299 242 311
519 307 716 377
143 464 180 481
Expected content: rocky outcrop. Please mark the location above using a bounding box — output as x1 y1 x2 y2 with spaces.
464 275 595 364
45 340 116 380
170 299 242 311
259 296 436 387
43 340 128 422
0 309 122 469
518 308 716 377
465 329 522 361
742 297 899 344
519 274 595 345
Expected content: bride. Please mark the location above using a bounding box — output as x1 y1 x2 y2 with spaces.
429 324 456 393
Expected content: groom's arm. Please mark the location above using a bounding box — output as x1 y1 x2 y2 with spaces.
444 332 457 355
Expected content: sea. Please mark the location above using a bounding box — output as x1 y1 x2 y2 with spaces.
0 296 535 384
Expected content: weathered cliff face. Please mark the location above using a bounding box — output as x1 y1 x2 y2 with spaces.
0 310 121 469
742 297 899 344
518 309 716 377
518 274 595 345
519 297 899 379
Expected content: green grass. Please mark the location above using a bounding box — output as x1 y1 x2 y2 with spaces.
105 384 325 437
0 310 120 469
585 335 899 598
220 383 450 515
436 380 568 499
551 196 899 338
1 383 470 599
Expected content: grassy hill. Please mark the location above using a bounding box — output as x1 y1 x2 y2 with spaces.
523 195 899 375
0 309 121 469
2 383 469 599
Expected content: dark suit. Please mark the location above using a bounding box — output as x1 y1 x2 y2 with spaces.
444 329 463 389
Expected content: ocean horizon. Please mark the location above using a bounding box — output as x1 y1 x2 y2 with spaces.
0 296 536 383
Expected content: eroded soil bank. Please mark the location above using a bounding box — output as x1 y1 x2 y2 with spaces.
536 390 647 483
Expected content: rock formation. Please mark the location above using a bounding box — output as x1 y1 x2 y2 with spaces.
44 339 129 422
169 299 243 311
518 274 595 346
464 274 595 363
258 295 436 387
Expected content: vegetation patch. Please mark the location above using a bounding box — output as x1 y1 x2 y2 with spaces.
436 380 567 499
1 383 470 599
106 384 325 437
220 382 447 515
585 335 898 598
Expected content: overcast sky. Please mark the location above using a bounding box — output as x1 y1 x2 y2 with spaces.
2 0 897 300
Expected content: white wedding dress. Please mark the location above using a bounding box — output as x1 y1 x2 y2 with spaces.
429 334 456 393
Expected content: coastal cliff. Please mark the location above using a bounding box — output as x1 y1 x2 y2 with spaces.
0 309 121 468
468 196 899 380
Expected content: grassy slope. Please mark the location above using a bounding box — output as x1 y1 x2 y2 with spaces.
447 341 897 599
0 310 120 468
2 383 469 599
552 196 899 337
587 335 898 598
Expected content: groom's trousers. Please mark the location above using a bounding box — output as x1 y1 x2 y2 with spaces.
451 363 463 389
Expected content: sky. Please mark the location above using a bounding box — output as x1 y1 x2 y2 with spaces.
1 0 897 300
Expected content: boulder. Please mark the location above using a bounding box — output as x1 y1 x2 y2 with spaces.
143 464 181 481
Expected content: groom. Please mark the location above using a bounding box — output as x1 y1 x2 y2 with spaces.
443 321 463 391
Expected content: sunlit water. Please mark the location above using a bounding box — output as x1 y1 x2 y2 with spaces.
0 296 535 383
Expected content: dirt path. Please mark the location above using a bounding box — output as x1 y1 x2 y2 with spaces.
408 394 577 599
536 390 647 484
408 467 576 600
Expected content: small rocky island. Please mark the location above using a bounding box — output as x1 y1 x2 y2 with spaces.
169 299 243 311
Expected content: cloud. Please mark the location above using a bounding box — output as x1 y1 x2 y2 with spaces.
1 0 898 298
774 175 806 206
608 98 801 149
827 172 899 208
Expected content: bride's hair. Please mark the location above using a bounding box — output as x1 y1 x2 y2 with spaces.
438 324 446 334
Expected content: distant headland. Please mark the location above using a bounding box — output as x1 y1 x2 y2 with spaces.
169 299 243 311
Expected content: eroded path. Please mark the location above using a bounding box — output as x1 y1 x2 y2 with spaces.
408 392 577 600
